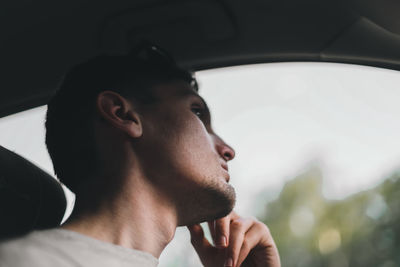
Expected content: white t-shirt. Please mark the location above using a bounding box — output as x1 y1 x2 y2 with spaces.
0 228 159 267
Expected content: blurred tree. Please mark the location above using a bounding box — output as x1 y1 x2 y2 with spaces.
258 166 400 267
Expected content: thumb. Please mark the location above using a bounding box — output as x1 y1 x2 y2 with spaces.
187 224 213 257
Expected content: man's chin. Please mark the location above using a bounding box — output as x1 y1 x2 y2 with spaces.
180 185 236 226
210 200 235 221
211 185 236 219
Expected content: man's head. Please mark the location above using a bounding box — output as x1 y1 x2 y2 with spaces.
45 44 236 225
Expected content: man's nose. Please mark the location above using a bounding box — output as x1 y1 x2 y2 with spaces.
214 136 235 161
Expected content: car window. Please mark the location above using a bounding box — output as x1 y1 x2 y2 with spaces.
1 62 399 267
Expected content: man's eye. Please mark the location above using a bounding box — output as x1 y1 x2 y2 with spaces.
191 107 203 118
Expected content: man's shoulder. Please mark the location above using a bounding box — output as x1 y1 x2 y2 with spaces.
0 228 159 267
0 228 66 250
0 229 72 267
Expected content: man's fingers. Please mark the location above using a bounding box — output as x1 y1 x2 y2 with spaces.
236 223 281 267
190 215 280 267
207 221 217 245
226 217 254 266
212 211 240 248
187 224 213 258
235 223 263 267
214 216 231 248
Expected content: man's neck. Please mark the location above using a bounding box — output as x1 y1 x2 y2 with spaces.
61 175 178 259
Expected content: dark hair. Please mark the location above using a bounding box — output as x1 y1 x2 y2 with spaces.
45 45 198 193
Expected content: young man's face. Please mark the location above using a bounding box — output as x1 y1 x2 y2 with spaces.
136 80 236 225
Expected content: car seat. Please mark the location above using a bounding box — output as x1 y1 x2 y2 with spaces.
0 145 66 239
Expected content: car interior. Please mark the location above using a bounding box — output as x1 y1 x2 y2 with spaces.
1 0 400 265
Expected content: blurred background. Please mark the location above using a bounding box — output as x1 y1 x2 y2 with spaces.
1 62 399 267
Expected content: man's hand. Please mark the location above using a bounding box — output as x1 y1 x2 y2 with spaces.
187 211 281 267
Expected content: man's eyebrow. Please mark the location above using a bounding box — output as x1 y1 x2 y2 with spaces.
175 89 199 98
177 90 207 107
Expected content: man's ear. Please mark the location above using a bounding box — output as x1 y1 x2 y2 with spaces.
96 91 143 138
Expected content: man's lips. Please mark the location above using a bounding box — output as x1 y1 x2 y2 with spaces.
221 162 229 172
220 162 230 182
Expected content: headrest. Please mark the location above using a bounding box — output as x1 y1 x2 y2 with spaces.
0 145 66 239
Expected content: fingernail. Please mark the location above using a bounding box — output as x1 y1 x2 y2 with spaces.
224 257 233 267
217 235 227 248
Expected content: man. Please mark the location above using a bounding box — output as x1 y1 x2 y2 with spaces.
0 44 280 267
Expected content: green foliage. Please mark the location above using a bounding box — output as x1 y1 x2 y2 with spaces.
258 166 400 267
